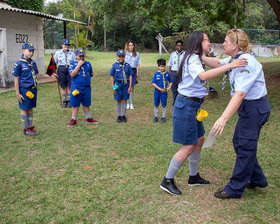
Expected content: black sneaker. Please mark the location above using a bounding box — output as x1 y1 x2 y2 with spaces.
161 117 166 123
188 172 210 186
153 117 158 123
122 116 127 123
214 189 238 199
160 177 182 195
62 101 67 108
117 116 122 123
246 182 268 189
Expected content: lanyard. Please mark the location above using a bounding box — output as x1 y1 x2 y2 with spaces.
19 58 37 86
117 61 127 84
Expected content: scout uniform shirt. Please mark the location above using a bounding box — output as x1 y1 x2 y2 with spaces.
125 51 142 69
12 56 39 88
168 50 186 72
110 62 133 83
54 50 76 67
152 71 173 90
68 61 93 87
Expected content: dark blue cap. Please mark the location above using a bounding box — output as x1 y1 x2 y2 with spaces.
62 39 70 45
22 42 35 50
116 50 125 56
76 48 85 56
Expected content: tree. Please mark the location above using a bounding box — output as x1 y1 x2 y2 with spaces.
266 0 280 38
7 0 44 11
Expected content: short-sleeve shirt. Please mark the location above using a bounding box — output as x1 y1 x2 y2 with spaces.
109 62 133 82
177 54 207 98
168 50 186 71
54 50 76 66
220 53 267 100
68 61 93 87
12 56 39 88
152 71 173 89
125 51 141 69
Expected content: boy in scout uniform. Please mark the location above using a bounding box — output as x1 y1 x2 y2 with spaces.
13 42 39 136
54 39 76 108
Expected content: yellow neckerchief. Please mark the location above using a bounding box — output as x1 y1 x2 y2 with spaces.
19 57 37 86
176 50 185 68
117 61 127 84
158 70 167 89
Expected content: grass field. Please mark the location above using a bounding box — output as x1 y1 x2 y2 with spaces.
1 52 280 223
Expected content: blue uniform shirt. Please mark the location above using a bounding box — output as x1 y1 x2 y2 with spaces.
152 71 173 89
109 62 133 82
220 53 267 100
69 61 93 87
54 49 76 66
125 51 142 69
12 56 39 88
177 54 208 98
168 50 186 71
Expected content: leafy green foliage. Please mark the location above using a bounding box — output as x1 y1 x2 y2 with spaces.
7 0 44 11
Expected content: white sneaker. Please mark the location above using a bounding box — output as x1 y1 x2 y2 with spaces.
130 104 134 109
127 104 130 109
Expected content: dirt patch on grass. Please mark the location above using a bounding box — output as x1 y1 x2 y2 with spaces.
266 73 280 88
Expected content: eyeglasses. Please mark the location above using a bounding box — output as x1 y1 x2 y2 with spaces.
233 26 239 45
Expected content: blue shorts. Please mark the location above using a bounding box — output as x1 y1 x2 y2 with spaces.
58 66 71 88
131 68 137 85
70 86 91 107
173 94 205 145
154 89 167 107
18 87 37 110
114 82 129 101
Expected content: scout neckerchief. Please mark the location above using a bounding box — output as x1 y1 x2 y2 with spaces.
117 61 127 84
176 50 185 69
158 70 167 90
222 51 247 91
19 57 37 87
79 61 86 79
64 50 68 67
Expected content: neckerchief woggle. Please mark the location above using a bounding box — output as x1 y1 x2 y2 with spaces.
117 61 127 84
19 58 37 87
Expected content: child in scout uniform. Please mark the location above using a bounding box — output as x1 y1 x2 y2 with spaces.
152 59 173 123
109 50 133 123
54 39 76 108
168 40 185 104
13 42 39 136
67 48 99 127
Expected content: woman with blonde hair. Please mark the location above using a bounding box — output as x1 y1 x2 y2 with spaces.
203 28 271 199
124 40 142 109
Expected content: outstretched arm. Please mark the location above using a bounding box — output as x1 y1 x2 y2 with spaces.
202 56 221 68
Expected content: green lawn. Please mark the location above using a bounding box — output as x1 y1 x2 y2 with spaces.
1 52 280 223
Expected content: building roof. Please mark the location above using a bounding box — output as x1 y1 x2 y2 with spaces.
0 3 86 25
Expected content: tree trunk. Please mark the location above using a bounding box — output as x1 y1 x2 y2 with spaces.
266 0 280 38
104 16 106 49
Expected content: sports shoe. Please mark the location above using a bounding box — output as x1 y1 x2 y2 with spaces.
161 117 166 123
23 127 35 136
246 182 268 189
117 116 122 123
214 189 238 199
62 101 67 108
30 126 39 135
127 104 130 109
188 172 210 186
122 116 127 123
153 117 158 123
85 118 99 124
130 104 134 109
160 177 182 195
67 119 77 127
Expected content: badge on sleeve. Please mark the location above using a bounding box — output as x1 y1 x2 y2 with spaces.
240 69 250 74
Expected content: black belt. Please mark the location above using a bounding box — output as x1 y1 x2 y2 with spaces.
171 70 178 73
132 68 137 70
58 65 69 68
116 81 128 84
26 85 36 90
243 95 267 102
179 93 204 103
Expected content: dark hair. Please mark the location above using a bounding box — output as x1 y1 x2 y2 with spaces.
176 40 183 45
157 58 166 66
177 31 205 83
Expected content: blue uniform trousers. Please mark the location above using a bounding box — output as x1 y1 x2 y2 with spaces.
224 96 271 198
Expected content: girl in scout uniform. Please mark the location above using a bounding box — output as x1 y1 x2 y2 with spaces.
202 29 271 199
110 50 133 123
13 42 39 136
67 48 99 127
151 59 173 123
168 40 185 104
124 40 142 110
160 31 248 196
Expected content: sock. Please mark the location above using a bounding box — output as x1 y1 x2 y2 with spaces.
122 102 127 116
188 152 200 176
116 103 121 116
165 157 183 179
21 115 29 128
62 94 67 102
72 115 77 120
154 106 159 118
27 113 33 126
130 93 134 105
66 94 70 102
162 108 167 118
85 111 92 119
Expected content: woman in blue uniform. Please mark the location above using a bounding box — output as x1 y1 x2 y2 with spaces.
203 29 271 199
124 40 142 109
160 31 248 196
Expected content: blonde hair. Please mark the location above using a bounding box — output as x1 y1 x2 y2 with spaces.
226 29 252 53
124 40 137 57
